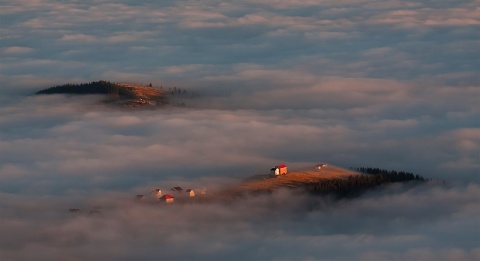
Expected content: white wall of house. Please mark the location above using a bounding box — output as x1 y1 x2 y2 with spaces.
152 189 162 198
271 168 280 176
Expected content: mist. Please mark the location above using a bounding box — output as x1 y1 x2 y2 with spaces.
1 184 478 260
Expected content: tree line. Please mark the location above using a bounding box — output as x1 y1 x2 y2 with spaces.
36 80 130 96
353 167 424 181
306 167 426 198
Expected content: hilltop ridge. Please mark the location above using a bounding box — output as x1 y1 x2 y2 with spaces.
36 80 168 108
238 164 360 192
219 164 426 199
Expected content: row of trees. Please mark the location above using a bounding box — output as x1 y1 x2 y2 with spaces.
37 81 199 106
306 167 426 198
158 86 200 98
353 167 425 182
36 80 127 95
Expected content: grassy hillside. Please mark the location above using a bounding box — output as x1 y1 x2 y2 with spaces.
219 164 426 199
217 165 360 198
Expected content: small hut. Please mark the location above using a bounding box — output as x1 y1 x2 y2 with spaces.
271 164 287 176
160 194 175 203
152 189 162 199
186 189 195 197
171 187 183 192
316 163 327 170
278 164 287 175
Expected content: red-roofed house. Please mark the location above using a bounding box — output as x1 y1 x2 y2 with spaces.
271 164 288 176
160 194 174 203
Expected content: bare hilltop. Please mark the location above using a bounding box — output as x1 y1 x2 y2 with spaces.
238 164 360 192
213 164 361 199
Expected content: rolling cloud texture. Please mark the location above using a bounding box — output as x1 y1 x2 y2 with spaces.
0 0 479 260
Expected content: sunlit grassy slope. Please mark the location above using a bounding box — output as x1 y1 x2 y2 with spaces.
218 165 361 197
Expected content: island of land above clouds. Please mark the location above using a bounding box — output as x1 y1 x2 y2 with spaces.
67 162 427 215
35 82 428 204
133 164 426 205
35 80 191 108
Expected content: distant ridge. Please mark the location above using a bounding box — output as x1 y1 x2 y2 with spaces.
36 80 167 108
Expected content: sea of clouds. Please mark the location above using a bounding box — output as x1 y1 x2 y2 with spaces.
1 0 478 260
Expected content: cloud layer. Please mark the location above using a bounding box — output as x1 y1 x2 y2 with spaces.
0 184 479 261
0 0 478 260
